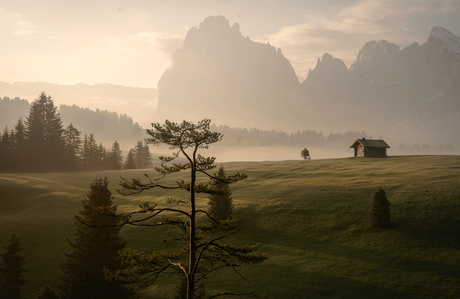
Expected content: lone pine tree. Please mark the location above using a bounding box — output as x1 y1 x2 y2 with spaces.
59 177 133 299
301 148 310 160
369 188 391 229
208 166 234 222
109 119 267 299
0 233 27 299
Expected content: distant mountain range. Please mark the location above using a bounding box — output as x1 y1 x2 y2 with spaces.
156 16 460 146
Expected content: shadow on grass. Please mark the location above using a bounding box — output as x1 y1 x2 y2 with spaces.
0 184 48 216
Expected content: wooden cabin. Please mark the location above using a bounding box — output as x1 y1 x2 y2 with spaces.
349 138 390 157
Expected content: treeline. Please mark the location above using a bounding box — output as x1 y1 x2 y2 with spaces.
59 104 143 139
395 142 456 154
211 124 369 146
0 96 30 129
0 92 153 172
0 96 144 144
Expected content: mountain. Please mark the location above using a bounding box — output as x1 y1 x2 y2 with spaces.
303 25 460 144
156 16 460 146
156 15 302 131
0 81 158 127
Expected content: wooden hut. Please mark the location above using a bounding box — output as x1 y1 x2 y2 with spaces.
349 138 390 157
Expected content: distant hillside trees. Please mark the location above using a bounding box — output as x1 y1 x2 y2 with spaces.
0 234 27 299
211 124 368 147
59 177 133 299
59 104 143 140
369 188 391 229
0 93 125 172
0 96 29 130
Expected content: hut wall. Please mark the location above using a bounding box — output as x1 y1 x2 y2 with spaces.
365 147 387 157
356 145 365 157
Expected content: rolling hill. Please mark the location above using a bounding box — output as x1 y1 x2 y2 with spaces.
0 155 459 298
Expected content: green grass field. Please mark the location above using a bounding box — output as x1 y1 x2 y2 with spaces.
1 155 459 298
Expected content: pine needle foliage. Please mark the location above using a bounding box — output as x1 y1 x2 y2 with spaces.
301 148 310 160
35 285 59 299
208 166 234 222
369 188 391 229
59 177 134 299
0 233 27 299
111 119 268 299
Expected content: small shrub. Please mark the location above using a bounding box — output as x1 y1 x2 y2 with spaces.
369 188 391 228
36 285 59 299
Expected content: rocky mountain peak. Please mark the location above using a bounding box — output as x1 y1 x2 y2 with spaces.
429 25 460 58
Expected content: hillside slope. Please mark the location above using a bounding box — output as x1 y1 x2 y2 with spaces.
0 156 459 298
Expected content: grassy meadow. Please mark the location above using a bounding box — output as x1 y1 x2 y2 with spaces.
0 155 459 298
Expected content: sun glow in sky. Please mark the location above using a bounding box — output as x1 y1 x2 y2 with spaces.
0 0 459 88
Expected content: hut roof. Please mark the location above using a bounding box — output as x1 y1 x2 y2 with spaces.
349 138 390 148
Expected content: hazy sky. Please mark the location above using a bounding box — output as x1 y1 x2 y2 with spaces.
0 0 459 88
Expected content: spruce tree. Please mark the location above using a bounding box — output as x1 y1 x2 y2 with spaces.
0 127 14 171
12 118 27 171
0 233 27 299
133 140 152 169
208 166 234 222
59 177 133 299
63 124 82 170
108 141 123 170
26 92 65 170
123 149 136 170
35 285 59 299
369 188 391 229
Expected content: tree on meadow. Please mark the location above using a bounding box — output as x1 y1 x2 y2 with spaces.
301 148 310 160
25 92 66 170
0 234 27 299
208 166 234 223
123 149 136 170
0 127 14 170
80 134 100 171
369 188 391 229
107 141 123 170
12 118 27 170
133 140 153 169
63 124 82 170
106 119 267 299
35 285 59 299
59 177 134 299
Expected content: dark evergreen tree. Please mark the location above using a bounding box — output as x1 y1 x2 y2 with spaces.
0 233 27 299
25 92 65 170
133 140 152 169
59 177 133 299
208 166 234 223
0 127 14 170
12 118 27 170
35 285 59 299
107 141 123 170
301 148 310 160
369 188 391 229
123 149 136 170
63 124 82 170
97 142 108 170
80 134 99 171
